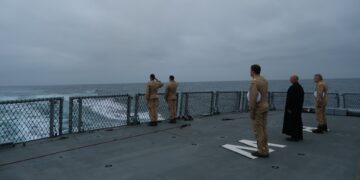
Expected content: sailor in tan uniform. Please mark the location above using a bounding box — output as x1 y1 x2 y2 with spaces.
312 74 328 133
248 64 270 158
145 74 163 126
164 75 178 124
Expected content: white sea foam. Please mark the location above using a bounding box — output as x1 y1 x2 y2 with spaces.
83 99 128 120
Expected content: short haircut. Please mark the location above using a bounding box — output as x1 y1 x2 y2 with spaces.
169 75 175 80
251 64 261 75
150 74 155 80
314 74 323 80
293 75 299 81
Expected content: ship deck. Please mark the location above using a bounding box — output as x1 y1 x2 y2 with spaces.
0 112 359 180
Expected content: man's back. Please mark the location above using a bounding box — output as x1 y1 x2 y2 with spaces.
165 81 178 100
146 80 163 100
249 75 269 113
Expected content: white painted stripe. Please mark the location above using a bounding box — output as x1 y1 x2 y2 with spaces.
303 126 330 132
238 139 286 148
222 144 258 159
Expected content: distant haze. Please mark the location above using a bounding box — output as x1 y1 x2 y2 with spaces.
0 0 359 86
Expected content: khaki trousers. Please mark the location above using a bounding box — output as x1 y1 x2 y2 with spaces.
252 111 269 155
167 100 177 120
315 106 327 126
148 99 159 122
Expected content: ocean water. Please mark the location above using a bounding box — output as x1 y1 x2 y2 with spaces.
0 78 359 101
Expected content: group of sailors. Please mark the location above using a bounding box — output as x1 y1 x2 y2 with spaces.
145 64 328 158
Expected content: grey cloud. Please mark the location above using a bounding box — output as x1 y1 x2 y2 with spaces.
0 0 359 85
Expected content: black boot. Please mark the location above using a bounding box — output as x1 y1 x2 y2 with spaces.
312 125 324 134
323 124 328 132
148 121 158 126
251 151 269 158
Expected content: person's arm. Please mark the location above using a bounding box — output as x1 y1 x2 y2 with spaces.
164 84 169 101
155 78 163 88
249 80 257 119
316 83 325 107
286 86 294 113
145 84 150 101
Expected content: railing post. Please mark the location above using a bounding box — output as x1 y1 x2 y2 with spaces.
185 93 189 116
69 98 74 134
240 92 244 112
59 98 63 136
133 94 140 124
49 99 55 137
214 91 220 114
179 93 184 116
176 93 179 117
210 91 215 115
343 94 346 109
78 98 83 132
126 95 132 125
236 91 241 112
269 92 275 110
336 93 340 108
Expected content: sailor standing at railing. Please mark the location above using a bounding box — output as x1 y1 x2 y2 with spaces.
165 75 178 124
248 64 270 158
146 74 163 126
312 74 329 134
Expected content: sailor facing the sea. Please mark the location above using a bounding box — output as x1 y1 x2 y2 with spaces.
312 74 329 134
165 75 178 124
248 64 270 158
145 74 163 126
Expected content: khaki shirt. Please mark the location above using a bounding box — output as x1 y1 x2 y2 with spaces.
249 75 269 113
165 81 178 101
145 80 163 101
315 80 328 106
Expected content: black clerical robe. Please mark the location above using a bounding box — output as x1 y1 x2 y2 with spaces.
282 82 305 139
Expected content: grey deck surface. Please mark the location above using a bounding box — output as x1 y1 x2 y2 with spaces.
0 112 359 180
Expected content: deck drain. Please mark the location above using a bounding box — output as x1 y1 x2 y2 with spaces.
222 118 235 121
105 164 113 168
271 166 280 169
172 136 177 139
191 143 197 146
297 153 306 156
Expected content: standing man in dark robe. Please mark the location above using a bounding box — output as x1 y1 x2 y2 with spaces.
282 75 304 142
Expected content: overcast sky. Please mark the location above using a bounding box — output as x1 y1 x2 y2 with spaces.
0 0 359 85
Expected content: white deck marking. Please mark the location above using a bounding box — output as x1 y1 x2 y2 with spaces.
222 139 286 159
238 139 286 148
222 144 258 159
303 126 330 132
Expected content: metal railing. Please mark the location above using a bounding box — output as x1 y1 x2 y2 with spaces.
1 91 359 145
179 92 215 117
133 93 179 124
68 95 131 133
0 98 63 144
343 93 360 110
270 92 341 110
214 91 242 114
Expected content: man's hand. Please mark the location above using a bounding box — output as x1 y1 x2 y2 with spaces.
287 109 292 114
